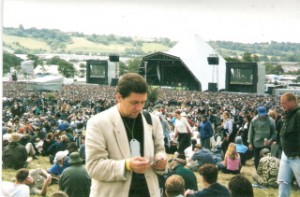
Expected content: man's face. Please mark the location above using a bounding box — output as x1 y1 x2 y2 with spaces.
280 96 291 111
25 176 34 185
117 92 147 119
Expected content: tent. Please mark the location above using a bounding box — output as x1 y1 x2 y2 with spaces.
140 34 226 91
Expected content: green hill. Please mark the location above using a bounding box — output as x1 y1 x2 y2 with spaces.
3 26 300 62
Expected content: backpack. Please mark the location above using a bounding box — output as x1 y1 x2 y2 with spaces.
142 110 165 195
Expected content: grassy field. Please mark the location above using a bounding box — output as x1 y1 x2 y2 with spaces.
65 37 132 53
2 156 300 197
142 43 169 53
3 34 170 55
3 34 51 51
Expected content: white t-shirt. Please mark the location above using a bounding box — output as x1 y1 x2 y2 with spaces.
1 181 30 197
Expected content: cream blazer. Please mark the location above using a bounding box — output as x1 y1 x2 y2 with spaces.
85 106 166 197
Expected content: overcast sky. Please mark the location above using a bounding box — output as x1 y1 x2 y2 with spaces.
3 0 300 43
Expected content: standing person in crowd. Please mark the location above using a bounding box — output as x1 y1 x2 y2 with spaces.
1 169 31 197
238 114 252 146
248 106 277 169
85 73 167 197
156 112 172 154
277 93 300 197
268 109 283 158
184 164 230 197
173 110 193 154
59 152 91 197
220 111 234 154
165 175 185 197
228 174 254 197
253 148 279 188
198 114 214 150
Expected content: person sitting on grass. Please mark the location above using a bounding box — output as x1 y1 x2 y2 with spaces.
168 154 198 191
47 150 70 180
27 168 53 196
185 164 230 197
1 168 31 197
165 174 185 197
252 148 280 188
2 133 29 169
218 142 241 174
228 174 254 197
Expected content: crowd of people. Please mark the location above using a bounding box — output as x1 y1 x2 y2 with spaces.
2 76 300 197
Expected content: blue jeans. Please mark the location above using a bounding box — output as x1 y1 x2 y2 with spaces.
277 152 300 197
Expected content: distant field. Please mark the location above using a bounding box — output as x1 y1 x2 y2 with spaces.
142 43 169 52
66 37 133 53
3 34 50 51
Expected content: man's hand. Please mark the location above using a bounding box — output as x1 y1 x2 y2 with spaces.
151 158 167 171
130 157 151 174
44 175 52 186
249 144 253 151
184 189 195 196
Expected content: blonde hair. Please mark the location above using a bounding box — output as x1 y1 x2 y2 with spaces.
223 111 231 119
226 143 238 160
268 110 278 119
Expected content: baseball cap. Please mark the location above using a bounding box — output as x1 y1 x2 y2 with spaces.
257 106 267 116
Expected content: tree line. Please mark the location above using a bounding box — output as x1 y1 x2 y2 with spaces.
4 26 300 62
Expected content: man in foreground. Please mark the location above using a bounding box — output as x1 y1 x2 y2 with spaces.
278 92 300 197
86 73 167 197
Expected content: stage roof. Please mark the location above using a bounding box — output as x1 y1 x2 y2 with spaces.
166 34 226 91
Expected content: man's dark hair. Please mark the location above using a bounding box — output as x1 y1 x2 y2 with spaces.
228 175 254 197
198 164 218 184
16 168 29 182
116 73 148 98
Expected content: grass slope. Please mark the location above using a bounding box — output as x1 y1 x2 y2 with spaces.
3 34 50 51
3 34 170 54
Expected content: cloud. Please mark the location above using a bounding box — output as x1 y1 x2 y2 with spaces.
3 0 300 43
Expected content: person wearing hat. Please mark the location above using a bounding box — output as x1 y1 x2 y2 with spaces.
3 133 29 169
47 150 70 177
59 152 91 197
252 148 279 188
247 106 277 170
167 154 198 191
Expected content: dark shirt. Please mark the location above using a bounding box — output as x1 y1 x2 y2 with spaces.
59 164 91 197
187 183 230 197
122 113 150 196
47 140 68 156
280 107 300 157
3 142 28 169
171 165 198 191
